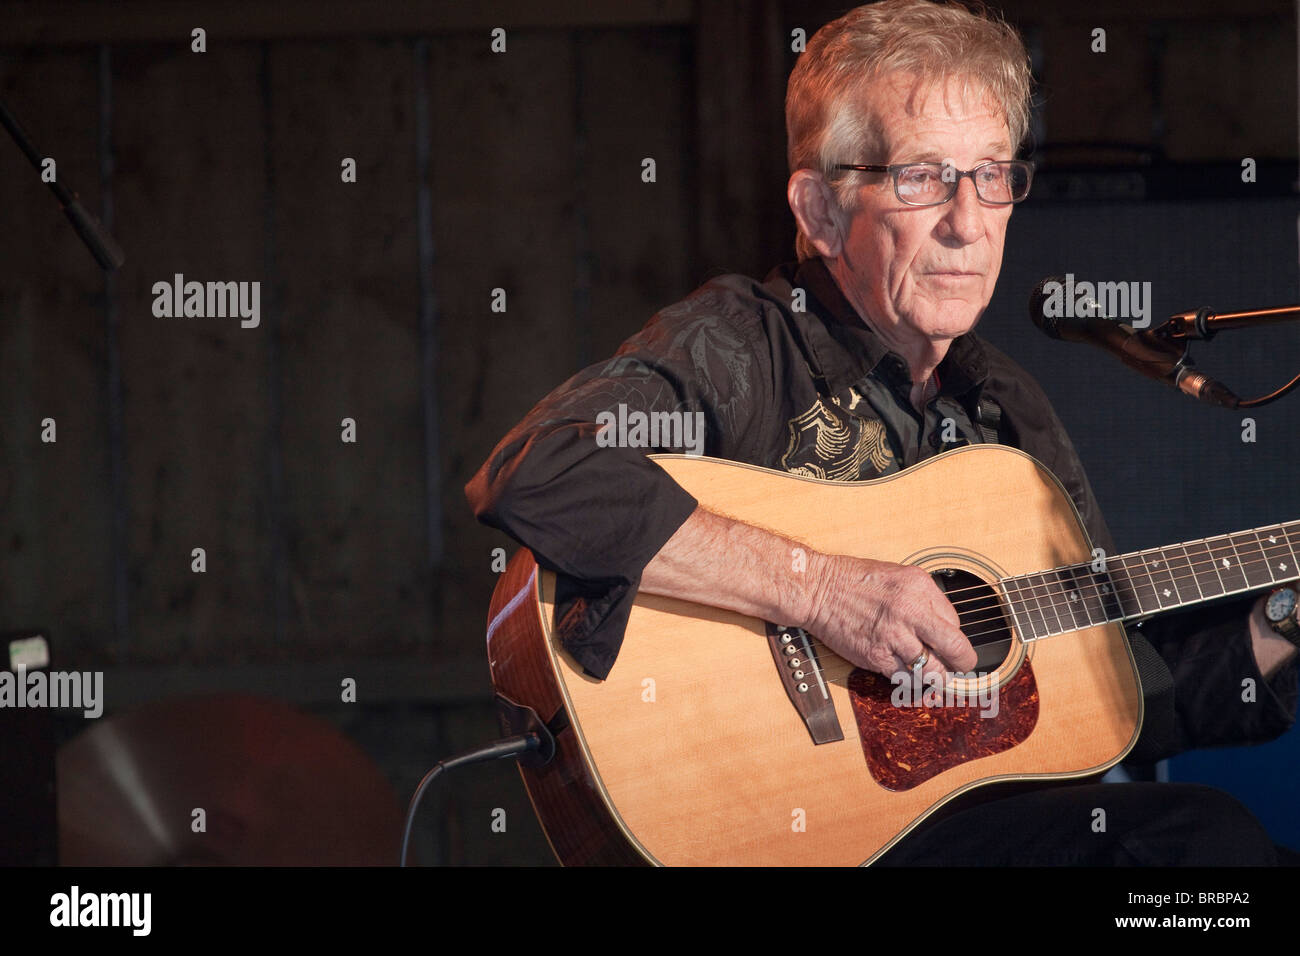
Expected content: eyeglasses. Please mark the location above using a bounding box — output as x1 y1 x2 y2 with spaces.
832 160 1035 206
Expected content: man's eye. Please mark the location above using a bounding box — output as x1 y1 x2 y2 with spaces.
902 167 941 185
977 166 1005 184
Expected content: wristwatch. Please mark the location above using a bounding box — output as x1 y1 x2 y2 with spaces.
1263 585 1300 645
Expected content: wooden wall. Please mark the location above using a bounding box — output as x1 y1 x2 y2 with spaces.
0 0 1294 865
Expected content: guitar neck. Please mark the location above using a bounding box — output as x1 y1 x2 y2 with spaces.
1000 519 1300 640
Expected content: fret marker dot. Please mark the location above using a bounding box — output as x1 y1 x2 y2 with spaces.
1270 536 1278 544
1222 558 1231 568
1281 563 1289 572
1162 588 1171 597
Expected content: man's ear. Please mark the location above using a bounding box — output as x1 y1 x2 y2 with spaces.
788 169 846 259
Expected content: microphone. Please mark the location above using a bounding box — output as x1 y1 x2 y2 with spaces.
1028 275 1239 407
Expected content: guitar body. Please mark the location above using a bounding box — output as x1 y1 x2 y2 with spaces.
485 444 1143 865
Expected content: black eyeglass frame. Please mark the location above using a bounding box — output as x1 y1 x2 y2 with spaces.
831 160 1036 206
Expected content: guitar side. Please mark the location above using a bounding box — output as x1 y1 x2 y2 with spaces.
486 443 1144 866
486 549 651 865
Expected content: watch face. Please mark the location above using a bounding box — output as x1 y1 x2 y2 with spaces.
1266 587 1298 623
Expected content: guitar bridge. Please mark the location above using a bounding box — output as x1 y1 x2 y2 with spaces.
766 623 844 745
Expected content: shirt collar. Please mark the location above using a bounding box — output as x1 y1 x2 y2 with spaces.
768 256 990 399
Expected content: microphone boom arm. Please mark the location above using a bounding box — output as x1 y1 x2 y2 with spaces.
1155 304 1300 341
1152 303 1300 407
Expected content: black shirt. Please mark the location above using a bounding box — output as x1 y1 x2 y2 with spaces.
466 257 1297 756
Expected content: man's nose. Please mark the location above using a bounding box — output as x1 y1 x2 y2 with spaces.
940 176 984 243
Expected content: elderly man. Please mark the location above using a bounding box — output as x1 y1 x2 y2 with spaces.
467 0 1298 864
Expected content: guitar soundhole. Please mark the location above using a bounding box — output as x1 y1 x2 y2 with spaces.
932 568 1015 673
846 567 1040 792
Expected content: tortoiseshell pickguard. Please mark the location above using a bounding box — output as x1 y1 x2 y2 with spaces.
847 664 1039 791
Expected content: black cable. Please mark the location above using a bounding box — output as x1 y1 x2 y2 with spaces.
1236 371 1300 408
399 733 544 867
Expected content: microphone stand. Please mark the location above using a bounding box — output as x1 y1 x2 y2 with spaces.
1156 304 1300 341
0 97 125 271
1149 303 1300 407
0 97 123 866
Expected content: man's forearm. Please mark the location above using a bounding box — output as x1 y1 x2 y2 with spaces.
639 506 979 677
639 505 820 629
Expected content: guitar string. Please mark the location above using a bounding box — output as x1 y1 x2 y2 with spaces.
909 525 1300 622
920 521 1300 611
872 543 1297 638
946 547 1289 632
764 534 1300 686
953 540 1298 631
782 529 1300 686
802 555 1287 687
789 636 1007 687
911 548 1283 637
665 527 1298 687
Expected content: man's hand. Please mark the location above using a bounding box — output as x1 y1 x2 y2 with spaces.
1248 591 1300 680
639 505 977 683
801 552 977 683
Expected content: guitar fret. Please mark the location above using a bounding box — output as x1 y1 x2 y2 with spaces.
1188 538 1226 598
1090 563 1123 622
1047 570 1078 633
1027 572 1057 638
1056 566 1093 630
1242 528 1274 587
1259 525 1294 582
1204 536 1231 594
1041 569 1074 633
1108 555 1146 618
1281 524 1300 578
1132 548 1167 613
1231 530 1274 589
1165 545 1203 604
1028 572 1064 636
1002 576 1040 641
1067 564 1108 625
1155 546 1197 606
1018 573 1049 637
1212 534 1249 593
1276 524 1300 581
1135 547 1176 610
998 521 1300 646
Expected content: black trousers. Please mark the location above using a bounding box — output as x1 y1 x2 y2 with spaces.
874 783 1299 866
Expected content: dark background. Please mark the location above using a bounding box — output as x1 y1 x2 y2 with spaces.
0 0 1296 865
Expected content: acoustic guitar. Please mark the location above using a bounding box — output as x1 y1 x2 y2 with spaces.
484 444 1295 865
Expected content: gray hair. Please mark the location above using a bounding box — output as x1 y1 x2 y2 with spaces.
786 0 1033 260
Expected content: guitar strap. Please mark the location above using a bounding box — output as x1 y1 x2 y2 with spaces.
972 394 1004 444
778 312 834 400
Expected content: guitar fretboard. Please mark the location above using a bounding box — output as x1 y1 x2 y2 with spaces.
999 520 1300 640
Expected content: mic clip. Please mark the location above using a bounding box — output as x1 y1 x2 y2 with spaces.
1151 306 1218 341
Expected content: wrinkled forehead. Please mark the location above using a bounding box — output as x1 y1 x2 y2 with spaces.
846 70 1011 158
